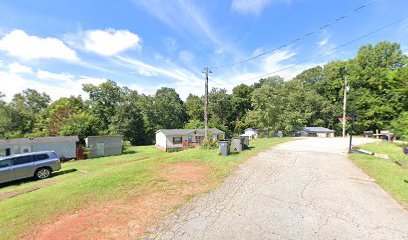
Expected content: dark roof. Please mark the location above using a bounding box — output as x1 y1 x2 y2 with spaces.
303 127 335 133
157 128 224 136
0 136 79 146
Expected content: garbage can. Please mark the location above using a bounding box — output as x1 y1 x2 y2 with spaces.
233 137 243 152
242 136 249 150
219 140 230 156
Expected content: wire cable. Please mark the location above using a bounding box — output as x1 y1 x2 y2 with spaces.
209 0 374 70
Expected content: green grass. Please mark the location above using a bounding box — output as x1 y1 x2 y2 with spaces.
0 137 294 240
351 141 408 208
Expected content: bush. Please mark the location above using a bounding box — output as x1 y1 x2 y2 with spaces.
391 112 408 140
201 137 218 149
122 140 132 151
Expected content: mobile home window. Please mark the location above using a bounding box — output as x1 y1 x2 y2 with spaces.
173 137 182 144
196 136 204 142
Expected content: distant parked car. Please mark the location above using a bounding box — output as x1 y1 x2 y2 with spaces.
0 151 61 184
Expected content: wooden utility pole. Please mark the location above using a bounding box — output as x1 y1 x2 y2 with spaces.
204 67 209 140
342 76 348 138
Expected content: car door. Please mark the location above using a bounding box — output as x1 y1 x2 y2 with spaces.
0 159 13 184
11 155 35 180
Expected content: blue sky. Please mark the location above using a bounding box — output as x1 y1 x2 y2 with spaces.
0 0 407 101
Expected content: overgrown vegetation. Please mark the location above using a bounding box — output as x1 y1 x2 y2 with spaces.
0 41 407 142
0 138 293 240
351 141 408 208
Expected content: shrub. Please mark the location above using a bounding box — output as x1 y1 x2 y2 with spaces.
201 137 218 149
391 112 408 140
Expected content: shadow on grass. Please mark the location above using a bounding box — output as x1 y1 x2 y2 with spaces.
0 169 77 189
123 150 138 155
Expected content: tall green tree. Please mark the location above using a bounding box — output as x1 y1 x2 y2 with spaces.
82 80 123 132
60 112 99 144
9 89 51 134
153 87 187 129
109 89 146 145
347 41 407 132
184 94 204 121
35 96 86 136
231 84 253 134
208 88 233 134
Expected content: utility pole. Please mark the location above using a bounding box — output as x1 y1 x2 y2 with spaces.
349 114 355 153
204 67 209 140
342 76 349 138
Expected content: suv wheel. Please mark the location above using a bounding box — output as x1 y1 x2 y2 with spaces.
35 168 51 180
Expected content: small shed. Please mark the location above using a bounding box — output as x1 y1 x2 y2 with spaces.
300 127 335 138
85 135 123 158
0 136 79 159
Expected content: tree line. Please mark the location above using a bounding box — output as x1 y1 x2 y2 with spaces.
0 41 407 144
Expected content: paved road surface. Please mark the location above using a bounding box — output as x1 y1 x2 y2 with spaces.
144 138 408 240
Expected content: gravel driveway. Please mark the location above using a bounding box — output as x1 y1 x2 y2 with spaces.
144 138 408 240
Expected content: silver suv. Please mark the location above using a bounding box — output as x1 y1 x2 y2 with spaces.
0 151 61 184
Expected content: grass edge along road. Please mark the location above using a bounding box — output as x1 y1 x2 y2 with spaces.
350 141 408 209
0 138 294 240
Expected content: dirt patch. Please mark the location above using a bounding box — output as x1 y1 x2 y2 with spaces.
104 157 150 166
0 180 59 201
161 162 212 181
21 162 214 240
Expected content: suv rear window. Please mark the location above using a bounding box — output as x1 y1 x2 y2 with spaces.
35 154 49 161
12 155 33 165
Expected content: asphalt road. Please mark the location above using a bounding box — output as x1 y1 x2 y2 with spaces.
144 138 408 240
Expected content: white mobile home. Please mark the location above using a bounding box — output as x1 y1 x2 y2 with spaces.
0 136 79 159
155 128 225 151
300 127 335 138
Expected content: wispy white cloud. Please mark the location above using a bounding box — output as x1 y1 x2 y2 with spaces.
134 0 232 52
209 48 323 92
163 37 178 53
0 29 78 61
179 50 194 64
231 0 272 15
115 56 203 100
36 70 74 82
8 62 32 74
231 0 291 15
116 56 201 83
318 38 329 47
316 31 337 56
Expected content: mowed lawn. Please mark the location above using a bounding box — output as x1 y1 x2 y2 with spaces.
0 138 293 240
351 141 408 208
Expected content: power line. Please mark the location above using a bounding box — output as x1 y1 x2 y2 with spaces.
210 15 408 86
209 0 374 70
